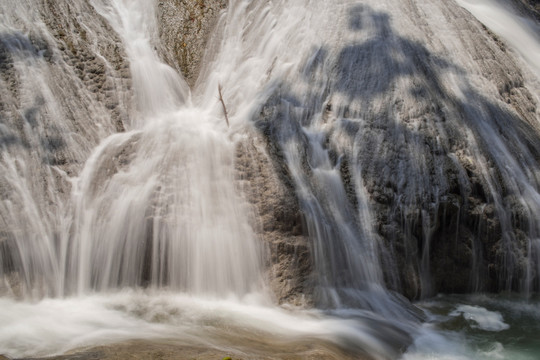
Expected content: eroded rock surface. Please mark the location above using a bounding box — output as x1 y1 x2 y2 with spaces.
156 0 227 86
235 134 313 306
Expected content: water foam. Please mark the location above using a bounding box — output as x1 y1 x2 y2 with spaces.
450 305 510 331
0 291 406 359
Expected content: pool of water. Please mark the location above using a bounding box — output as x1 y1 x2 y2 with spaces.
405 294 540 360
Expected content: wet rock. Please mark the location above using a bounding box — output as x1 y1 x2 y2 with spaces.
511 0 540 21
235 134 313 306
15 339 362 360
156 0 227 86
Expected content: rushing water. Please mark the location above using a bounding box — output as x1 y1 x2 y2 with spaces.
0 291 538 359
406 294 540 360
1 0 539 358
66 0 265 299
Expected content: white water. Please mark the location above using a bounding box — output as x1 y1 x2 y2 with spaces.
0 291 408 359
1 0 540 358
449 305 509 331
1 292 538 359
405 295 540 360
64 0 263 297
91 0 190 125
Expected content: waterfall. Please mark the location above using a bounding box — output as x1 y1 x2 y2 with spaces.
91 0 190 124
457 0 540 296
65 0 263 297
1 0 540 358
0 0 263 298
0 0 130 298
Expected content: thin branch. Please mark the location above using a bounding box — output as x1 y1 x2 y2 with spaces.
218 83 229 127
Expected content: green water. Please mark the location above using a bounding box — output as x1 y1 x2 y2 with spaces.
405 294 540 360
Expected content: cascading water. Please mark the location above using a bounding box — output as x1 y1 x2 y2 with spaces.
0 0 132 298
0 0 263 298
64 0 263 298
1 0 540 359
456 0 540 296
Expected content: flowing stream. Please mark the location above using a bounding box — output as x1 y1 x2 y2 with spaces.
0 0 539 359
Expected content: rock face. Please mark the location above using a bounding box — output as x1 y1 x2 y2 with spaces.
237 0 540 301
235 134 313 306
357 2 540 298
513 0 540 20
40 0 132 135
363 3 540 298
0 0 133 294
1 0 131 175
156 0 227 86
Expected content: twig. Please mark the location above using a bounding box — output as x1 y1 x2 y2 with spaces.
218 83 230 127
